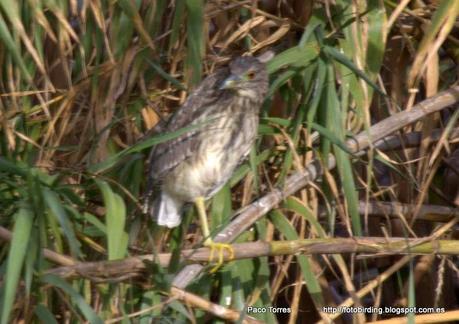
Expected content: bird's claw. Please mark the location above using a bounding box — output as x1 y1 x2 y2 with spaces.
205 242 235 273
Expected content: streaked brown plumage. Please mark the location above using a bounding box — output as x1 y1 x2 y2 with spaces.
144 56 269 232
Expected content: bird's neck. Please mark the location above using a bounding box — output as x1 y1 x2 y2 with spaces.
236 88 260 101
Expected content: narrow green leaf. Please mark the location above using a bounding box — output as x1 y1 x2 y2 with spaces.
229 149 272 187
96 180 128 260
0 12 32 82
284 197 326 237
260 117 291 127
82 212 107 234
0 157 29 177
267 69 297 97
185 0 204 85
1 207 34 324
269 210 324 307
323 45 385 97
307 58 327 133
168 300 194 321
117 0 154 49
211 184 232 233
41 275 103 324
219 269 233 309
366 3 386 79
267 42 320 74
169 0 186 51
43 188 81 256
324 66 362 235
147 58 186 90
230 262 249 311
34 304 58 324
139 291 161 323
309 122 353 155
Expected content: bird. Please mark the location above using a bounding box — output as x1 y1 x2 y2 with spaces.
144 54 270 270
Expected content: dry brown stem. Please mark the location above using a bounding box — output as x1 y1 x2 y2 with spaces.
170 287 264 324
45 238 459 282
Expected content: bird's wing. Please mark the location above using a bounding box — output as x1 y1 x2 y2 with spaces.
147 67 229 180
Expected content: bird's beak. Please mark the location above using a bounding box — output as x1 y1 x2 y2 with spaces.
219 75 241 90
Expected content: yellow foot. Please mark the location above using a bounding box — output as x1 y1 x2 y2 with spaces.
205 241 235 273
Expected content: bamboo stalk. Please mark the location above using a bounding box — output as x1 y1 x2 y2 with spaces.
170 287 264 324
45 237 459 282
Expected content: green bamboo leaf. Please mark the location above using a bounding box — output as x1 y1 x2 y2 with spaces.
169 0 186 52
168 300 194 321
324 66 361 235
117 0 154 49
284 197 325 237
335 152 362 236
309 122 353 155
111 6 135 57
257 124 279 136
34 304 58 324
267 42 320 74
267 69 297 97
269 210 324 307
307 58 327 132
149 0 167 37
211 184 232 233
96 180 128 260
249 146 259 195
185 0 204 85
229 262 249 311
41 275 103 324
139 291 162 322
218 270 235 322
0 10 33 82
323 45 385 97
24 229 38 296
249 220 276 323
43 188 82 256
0 157 29 177
229 149 271 187
146 59 186 90
0 207 34 324
366 3 386 78
260 117 291 127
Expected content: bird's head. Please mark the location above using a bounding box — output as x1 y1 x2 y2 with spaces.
219 56 268 99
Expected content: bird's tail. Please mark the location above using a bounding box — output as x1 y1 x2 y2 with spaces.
149 192 183 228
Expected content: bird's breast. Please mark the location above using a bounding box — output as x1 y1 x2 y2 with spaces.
164 109 258 202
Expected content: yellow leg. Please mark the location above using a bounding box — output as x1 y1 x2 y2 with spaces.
195 197 234 273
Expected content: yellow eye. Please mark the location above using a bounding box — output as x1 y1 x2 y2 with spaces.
247 70 256 80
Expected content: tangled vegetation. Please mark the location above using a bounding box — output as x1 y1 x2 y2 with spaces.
0 1 459 323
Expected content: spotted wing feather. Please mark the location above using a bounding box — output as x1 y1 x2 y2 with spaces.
148 67 229 181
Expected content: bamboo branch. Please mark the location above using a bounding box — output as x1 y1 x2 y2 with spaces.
3 197 458 283
172 85 459 289
46 237 459 282
170 287 263 324
354 201 459 222
0 226 75 266
371 127 459 153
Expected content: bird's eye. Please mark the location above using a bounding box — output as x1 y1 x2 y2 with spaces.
247 70 256 80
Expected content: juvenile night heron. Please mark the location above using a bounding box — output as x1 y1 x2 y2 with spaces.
144 54 270 269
